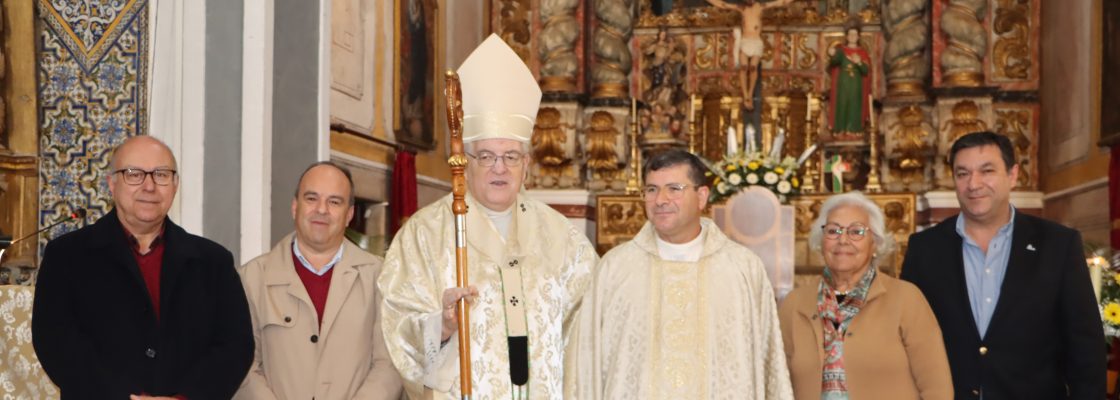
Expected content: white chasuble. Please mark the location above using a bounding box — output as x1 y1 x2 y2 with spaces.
568 218 794 400
379 193 598 400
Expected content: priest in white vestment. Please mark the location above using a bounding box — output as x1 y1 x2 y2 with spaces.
378 34 598 400
568 149 794 399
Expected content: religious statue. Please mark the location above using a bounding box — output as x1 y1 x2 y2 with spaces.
706 0 795 111
585 111 626 191
639 101 685 144
641 27 687 107
937 100 988 188
827 19 872 138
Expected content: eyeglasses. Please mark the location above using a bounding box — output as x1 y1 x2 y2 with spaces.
467 151 525 168
113 168 178 186
641 183 697 200
821 223 869 241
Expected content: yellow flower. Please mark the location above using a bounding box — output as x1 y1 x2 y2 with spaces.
1105 303 1120 325
713 177 722 185
775 167 785 175
1113 272 1120 286
747 161 760 170
725 164 736 172
792 177 800 188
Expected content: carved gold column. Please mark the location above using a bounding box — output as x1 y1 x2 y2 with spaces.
539 0 580 93
590 0 633 99
882 0 930 97
940 0 987 86
1 0 40 266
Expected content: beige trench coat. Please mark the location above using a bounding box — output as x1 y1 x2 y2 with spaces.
235 233 403 400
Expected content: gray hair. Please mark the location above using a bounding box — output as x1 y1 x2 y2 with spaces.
808 191 895 263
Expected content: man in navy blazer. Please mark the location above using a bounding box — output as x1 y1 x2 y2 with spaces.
32 136 254 399
901 131 1104 399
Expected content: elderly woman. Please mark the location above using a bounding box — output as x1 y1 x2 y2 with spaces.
778 192 952 399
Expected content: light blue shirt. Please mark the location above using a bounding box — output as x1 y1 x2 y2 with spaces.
955 206 1016 338
292 236 345 276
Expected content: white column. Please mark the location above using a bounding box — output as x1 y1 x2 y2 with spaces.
147 0 207 233
240 0 275 262
317 0 332 161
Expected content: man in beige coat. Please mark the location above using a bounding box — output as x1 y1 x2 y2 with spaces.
236 162 402 400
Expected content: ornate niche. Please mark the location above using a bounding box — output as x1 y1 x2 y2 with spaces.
595 194 647 254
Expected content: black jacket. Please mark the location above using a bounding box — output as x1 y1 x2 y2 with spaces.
32 209 254 399
900 212 1105 400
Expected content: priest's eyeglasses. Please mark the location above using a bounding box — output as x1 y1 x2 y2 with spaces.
467 151 524 168
641 183 696 200
113 168 178 186
821 223 870 241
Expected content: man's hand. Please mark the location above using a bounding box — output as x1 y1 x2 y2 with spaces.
828 45 837 57
848 52 862 64
441 286 479 342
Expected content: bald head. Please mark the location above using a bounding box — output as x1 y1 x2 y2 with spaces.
111 136 177 171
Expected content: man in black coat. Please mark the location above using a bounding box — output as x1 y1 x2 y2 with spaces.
32 136 254 399
901 131 1104 399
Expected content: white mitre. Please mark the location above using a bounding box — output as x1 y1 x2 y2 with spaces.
456 34 542 143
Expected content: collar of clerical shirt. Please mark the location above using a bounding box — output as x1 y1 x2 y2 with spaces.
479 202 514 240
654 224 705 262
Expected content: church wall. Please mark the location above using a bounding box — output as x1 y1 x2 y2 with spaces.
271 0 328 244
203 0 247 258
1040 0 1111 244
330 0 485 230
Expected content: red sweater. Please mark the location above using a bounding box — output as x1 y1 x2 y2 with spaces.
292 246 333 328
124 227 165 321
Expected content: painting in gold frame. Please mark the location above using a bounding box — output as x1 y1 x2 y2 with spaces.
393 0 438 150
1102 0 1120 146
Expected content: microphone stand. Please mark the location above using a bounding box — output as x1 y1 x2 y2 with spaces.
0 210 86 266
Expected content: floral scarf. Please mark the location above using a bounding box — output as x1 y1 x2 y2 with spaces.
816 267 877 400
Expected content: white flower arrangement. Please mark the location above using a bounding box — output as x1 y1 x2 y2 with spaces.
705 151 804 204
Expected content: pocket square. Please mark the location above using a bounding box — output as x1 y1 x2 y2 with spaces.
1026 244 1036 251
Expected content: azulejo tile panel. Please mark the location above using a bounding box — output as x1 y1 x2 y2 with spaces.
37 0 148 253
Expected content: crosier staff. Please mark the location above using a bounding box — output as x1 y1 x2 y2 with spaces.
443 69 473 399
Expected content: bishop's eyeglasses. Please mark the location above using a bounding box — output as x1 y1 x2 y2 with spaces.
113 168 178 186
821 223 870 241
467 151 525 168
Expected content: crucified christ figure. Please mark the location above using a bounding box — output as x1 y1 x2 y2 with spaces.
706 0 795 111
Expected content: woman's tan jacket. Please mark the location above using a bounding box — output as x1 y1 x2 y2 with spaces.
778 272 953 400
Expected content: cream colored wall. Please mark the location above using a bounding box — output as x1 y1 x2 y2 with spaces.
331 0 487 208
1040 0 1109 192
1040 0 1112 244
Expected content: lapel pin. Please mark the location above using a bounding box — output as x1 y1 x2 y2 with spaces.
1026 244 1036 251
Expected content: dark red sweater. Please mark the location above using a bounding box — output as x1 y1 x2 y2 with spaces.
292 246 332 328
